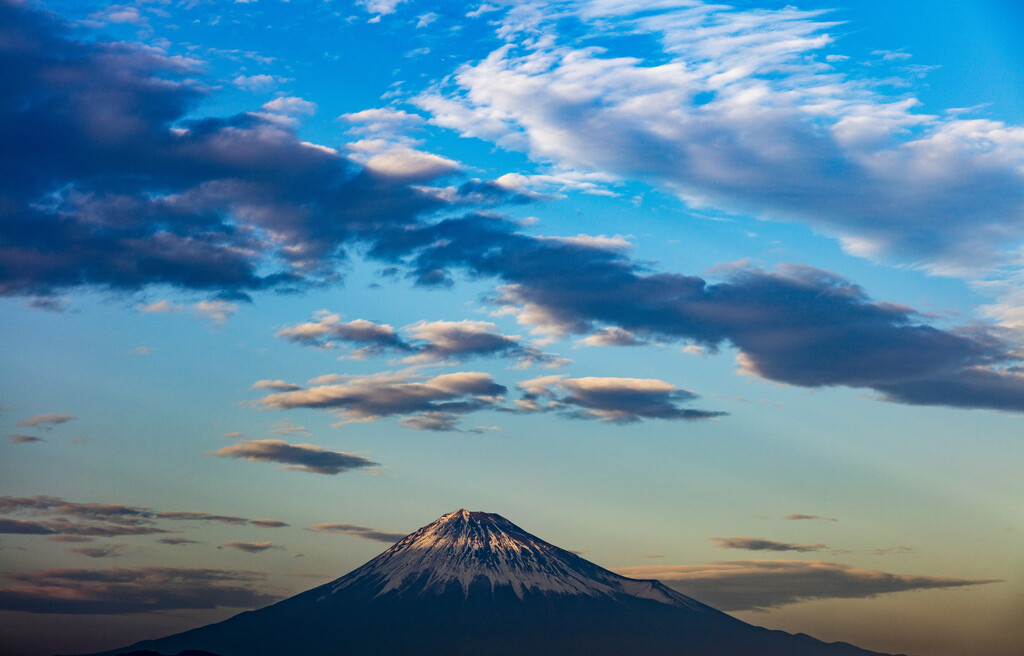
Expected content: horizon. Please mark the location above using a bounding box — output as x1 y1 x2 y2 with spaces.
1 1 1021 655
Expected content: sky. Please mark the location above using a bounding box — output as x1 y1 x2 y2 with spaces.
0 1 1022 655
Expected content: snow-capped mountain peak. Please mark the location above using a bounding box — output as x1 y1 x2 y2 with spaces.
328 509 702 608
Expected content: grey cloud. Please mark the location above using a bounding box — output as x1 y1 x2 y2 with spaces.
158 537 201 546
400 412 465 432
0 566 278 614
308 523 407 543
15 414 76 429
255 371 507 430
8 434 43 443
156 512 249 525
250 519 290 528
614 561 1002 611
0 2 457 301
783 514 838 522
516 375 725 423
220 541 280 553
207 439 378 475
0 517 165 538
71 543 129 558
372 215 1023 412
0 496 285 535
0 518 59 535
711 537 828 553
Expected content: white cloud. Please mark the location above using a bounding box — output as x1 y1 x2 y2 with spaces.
194 300 237 324
417 0 1024 277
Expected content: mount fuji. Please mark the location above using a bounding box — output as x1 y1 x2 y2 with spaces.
82 509 903 656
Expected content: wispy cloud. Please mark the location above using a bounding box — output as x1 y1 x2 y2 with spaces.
219 541 281 553
8 434 44 444
783 513 838 522
16 414 75 430
207 439 378 475
308 523 407 543
0 496 288 538
515 375 724 422
710 537 828 553
71 543 130 558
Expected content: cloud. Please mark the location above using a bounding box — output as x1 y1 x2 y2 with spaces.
0 496 285 537
268 419 310 435
232 74 287 91
254 371 507 430
207 439 378 475
16 414 75 429
711 537 828 553
155 512 249 525
252 380 305 392
580 327 645 347
613 560 1002 611
158 537 201 546
260 96 317 119
419 1 1024 275
71 543 129 558
783 513 838 522
357 0 409 17
516 375 724 422
340 108 425 134
0 517 164 538
0 2 458 302
372 215 1024 412
308 523 407 543
8 434 43 444
139 300 182 314
275 313 405 355
250 519 289 528
0 518 62 535
219 541 280 553
277 314 566 367
402 320 568 367
0 567 278 614
194 300 238 324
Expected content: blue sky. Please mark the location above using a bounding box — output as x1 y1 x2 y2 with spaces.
1 1 1022 655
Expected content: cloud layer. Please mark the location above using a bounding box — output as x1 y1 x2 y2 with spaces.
614 560 1001 611
0 567 277 614
0 496 289 540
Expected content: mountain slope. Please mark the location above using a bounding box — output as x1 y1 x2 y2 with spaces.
80 510 904 656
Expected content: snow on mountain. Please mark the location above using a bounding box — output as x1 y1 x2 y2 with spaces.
327 509 702 609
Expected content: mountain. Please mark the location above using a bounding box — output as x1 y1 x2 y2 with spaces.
80 509 903 656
